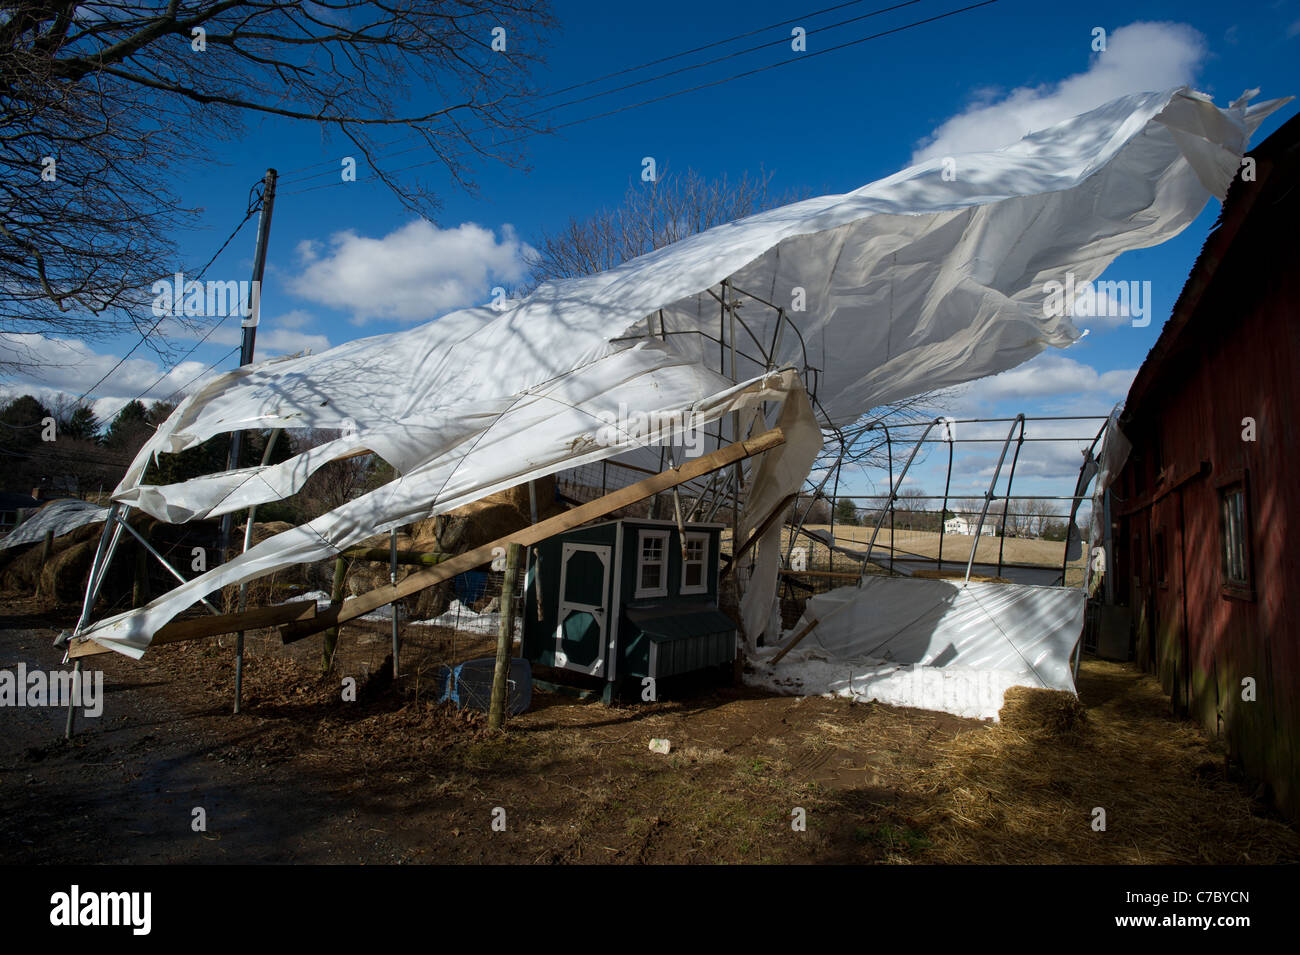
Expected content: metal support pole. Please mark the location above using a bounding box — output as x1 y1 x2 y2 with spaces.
938 423 955 568
75 503 125 632
727 282 741 553
65 502 126 739
114 517 220 614
996 417 1027 578
863 422 937 582
64 661 81 739
965 415 1025 583
234 428 281 713
218 168 278 562
785 466 835 567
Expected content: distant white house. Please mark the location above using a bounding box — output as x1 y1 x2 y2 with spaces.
944 516 995 536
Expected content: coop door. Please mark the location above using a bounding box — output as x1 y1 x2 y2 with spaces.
554 542 611 677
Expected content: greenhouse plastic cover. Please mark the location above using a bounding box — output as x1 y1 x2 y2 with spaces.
747 577 1087 719
1 499 108 551
79 87 1284 657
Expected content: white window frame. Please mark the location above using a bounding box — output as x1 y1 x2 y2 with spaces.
634 529 670 598
680 531 709 595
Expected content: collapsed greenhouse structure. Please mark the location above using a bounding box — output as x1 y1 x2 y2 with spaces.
54 86 1285 719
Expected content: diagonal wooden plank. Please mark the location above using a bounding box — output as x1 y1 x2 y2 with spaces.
69 600 319 659
279 427 787 643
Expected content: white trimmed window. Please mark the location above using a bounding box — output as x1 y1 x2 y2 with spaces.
680 532 709 595
635 530 670 598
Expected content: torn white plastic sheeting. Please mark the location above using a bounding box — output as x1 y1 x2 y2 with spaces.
0 499 109 551
86 369 801 658
1085 405 1132 593
746 576 1087 720
81 87 1280 657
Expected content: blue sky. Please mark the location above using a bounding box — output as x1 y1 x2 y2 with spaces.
7 0 1298 511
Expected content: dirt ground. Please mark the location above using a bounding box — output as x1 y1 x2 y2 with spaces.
2 590 1297 865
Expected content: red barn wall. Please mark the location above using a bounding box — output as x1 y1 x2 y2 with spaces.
1114 180 1300 818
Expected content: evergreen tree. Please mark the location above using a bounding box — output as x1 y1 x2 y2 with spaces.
103 400 151 451
60 405 100 442
0 394 52 454
833 497 859 526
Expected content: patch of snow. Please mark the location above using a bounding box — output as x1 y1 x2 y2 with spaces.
744 645 1029 721
410 598 521 639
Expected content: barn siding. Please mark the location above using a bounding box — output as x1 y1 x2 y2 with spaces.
1114 143 1300 817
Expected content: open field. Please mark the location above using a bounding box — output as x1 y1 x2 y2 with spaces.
2 589 1295 864
722 524 1088 585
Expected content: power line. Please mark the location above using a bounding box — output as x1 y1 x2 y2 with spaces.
549 1 999 132
277 0 923 187
526 0 923 118
77 187 262 404
279 1 998 199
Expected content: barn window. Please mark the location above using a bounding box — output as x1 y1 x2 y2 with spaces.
1220 484 1250 590
680 532 709 595
635 530 670 598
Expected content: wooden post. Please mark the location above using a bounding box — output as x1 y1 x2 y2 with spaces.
323 556 347 673
36 528 53 597
488 543 523 731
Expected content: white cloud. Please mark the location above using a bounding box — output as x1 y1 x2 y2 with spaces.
287 219 533 323
273 309 315 330
956 352 1136 407
911 21 1207 162
1 333 209 401
0 333 225 425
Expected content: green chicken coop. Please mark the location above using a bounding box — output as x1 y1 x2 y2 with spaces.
521 519 736 700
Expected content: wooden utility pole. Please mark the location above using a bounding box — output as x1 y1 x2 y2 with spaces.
488 542 523 730
218 168 278 561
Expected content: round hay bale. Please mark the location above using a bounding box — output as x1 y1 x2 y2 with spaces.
999 686 1088 737
39 539 100 604
407 475 563 553
1 541 45 591
2 520 111 594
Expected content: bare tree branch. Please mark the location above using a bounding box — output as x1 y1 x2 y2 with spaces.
2 0 555 372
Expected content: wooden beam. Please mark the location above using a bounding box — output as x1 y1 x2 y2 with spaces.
770 616 820 664
68 600 319 659
281 427 787 643
720 492 797 579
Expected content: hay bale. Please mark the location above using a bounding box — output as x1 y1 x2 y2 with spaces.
1 520 107 593
999 686 1088 737
38 539 100 604
247 520 295 546
408 474 562 553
